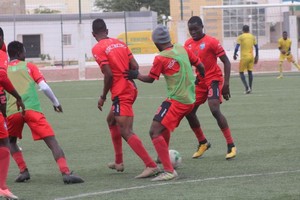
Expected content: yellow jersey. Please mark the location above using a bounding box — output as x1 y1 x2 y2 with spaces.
278 37 291 54
237 33 257 59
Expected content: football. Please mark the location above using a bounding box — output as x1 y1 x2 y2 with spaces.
169 149 182 169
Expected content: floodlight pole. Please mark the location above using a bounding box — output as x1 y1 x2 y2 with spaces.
79 0 82 24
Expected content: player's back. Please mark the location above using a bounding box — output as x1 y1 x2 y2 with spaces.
238 33 256 58
92 37 136 99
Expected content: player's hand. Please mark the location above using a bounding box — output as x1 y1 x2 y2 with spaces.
254 56 258 64
222 83 231 101
16 98 25 116
194 76 200 85
123 69 139 80
53 105 63 113
281 50 286 55
233 54 238 60
97 96 105 111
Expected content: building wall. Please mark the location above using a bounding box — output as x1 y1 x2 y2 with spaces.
0 0 26 14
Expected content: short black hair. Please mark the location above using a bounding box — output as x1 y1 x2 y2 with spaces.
243 25 249 32
283 31 287 34
0 27 3 38
92 18 107 34
8 41 24 58
188 16 203 26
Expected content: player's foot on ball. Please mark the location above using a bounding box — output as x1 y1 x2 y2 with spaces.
62 171 84 184
151 170 178 181
226 144 237 160
107 162 124 172
135 167 160 178
15 168 30 183
192 142 211 158
0 188 18 199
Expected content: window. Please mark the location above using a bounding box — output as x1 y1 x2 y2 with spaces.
63 34 71 46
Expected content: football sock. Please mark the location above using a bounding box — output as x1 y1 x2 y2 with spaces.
0 147 10 189
239 72 249 90
109 125 123 164
279 63 283 75
161 129 171 146
56 157 70 174
192 127 206 143
221 127 234 145
152 136 173 172
248 71 253 89
127 134 156 168
12 151 27 172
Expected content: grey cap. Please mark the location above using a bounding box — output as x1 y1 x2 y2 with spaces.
152 25 171 44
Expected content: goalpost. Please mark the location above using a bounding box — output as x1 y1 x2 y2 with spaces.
200 2 300 72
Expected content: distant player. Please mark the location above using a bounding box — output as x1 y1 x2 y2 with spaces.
6 41 84 184
234 25 258 94
92 18 159 178
125 25 205 181
0 28 25 200
277 31 300 79
185 16 236 160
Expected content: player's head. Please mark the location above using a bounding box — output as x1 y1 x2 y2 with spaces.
282 31 288 40
242 25 250 33
8 41 26 61
152 25 171 51
0 27 4 50
187 16 204 41
92 18 108 41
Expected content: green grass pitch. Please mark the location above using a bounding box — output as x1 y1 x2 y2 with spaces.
7 74 300 200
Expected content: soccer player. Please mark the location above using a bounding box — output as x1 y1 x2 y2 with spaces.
277 31 300 79
233 25 259 94
125 25 205 181
6 41 84 184
184 16 236 160
0 28 25 200
91 18 159 178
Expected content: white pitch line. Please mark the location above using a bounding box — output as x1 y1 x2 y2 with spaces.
54 169 300 200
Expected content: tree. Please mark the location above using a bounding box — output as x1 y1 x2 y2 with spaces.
94 0 169 16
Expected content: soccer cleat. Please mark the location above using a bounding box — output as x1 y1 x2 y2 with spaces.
192 142 211 158
277 75 283 79
15 168 30 183
151 170 178 181
107 162 124 172
62 171 84 184
226 146 237 160
0 188 18 199
135 167 160 178
244 88 252 94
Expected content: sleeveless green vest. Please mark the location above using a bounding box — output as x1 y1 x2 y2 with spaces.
159 44 195 104
6 61 42 116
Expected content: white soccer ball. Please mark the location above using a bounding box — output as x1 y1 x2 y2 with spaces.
169 149 182 169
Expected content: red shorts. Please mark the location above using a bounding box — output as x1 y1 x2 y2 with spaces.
0 113 8 139
195 79 223 105
7 110 55 140
111 89 138 117
153 99 194 132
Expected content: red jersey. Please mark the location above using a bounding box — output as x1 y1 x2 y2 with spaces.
0 50 14 93
149 46 201 80
185 34 224 83
92 38 136 100
8 60 45 84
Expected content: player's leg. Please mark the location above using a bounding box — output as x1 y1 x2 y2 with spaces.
208 81 236 160
239 60 249 93
6 113 29 183
43 136 84 184
277 55 284 78
247 58 254 93
288 54 300 70
0 114 18 199
106 110 124 171
185 83 210 158
115 115 159 178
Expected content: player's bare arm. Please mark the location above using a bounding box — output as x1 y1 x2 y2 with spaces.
98 64 112 111
219 54 231 100
129 57 139 70
195 62 205 78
